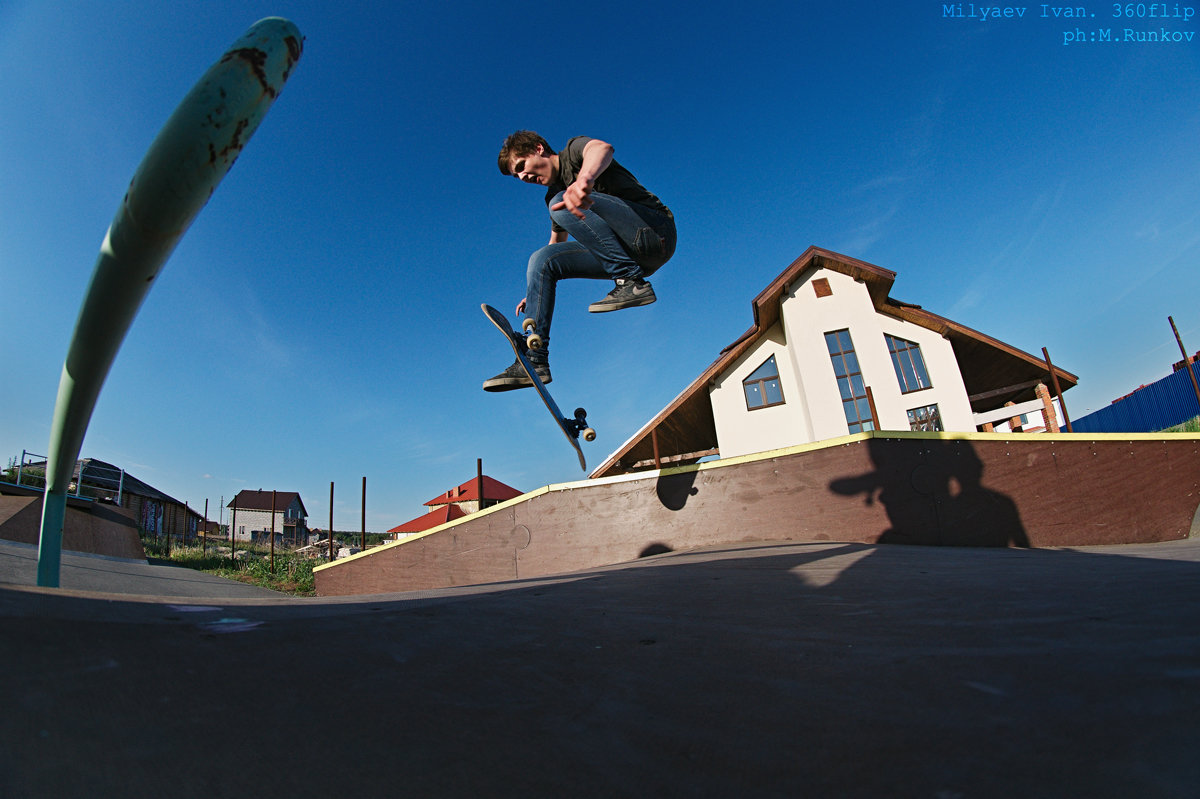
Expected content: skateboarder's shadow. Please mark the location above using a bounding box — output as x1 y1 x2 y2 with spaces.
830 438 1029 547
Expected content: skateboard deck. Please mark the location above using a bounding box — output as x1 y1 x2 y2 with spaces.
481 303 594 471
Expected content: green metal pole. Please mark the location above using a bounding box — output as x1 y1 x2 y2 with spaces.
36 18 304 587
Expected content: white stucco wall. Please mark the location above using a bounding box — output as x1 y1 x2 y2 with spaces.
709 326 812 459
709 267 975 459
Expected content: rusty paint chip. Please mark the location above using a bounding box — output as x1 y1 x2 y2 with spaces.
220 47 276 98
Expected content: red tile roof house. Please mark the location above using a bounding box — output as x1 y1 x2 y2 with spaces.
388 476 522 538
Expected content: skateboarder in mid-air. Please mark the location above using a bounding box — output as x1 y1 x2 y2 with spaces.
483 131 676 391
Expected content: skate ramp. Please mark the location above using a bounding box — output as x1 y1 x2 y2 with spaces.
315 431 1200 595
0 491 145 561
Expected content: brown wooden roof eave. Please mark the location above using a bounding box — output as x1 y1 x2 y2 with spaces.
878 300 1079 409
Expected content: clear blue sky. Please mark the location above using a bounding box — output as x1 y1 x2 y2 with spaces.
3 1 1199 531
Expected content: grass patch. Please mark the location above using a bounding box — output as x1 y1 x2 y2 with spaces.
143 541 318 596
1160 415 1200 433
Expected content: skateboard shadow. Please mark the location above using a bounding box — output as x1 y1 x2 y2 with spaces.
656 469 699 511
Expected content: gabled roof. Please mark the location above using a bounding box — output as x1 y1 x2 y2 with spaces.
592 246 1079 478
425 476 522 507
22 458 188 507
228 490 307 517
388 504 467 534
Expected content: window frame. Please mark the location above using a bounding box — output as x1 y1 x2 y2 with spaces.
825 329 876 433
885 333 933 394
742 355 786 411
906 403 943 432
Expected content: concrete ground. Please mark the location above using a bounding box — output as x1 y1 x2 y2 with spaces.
0 539 281 599
3 538 1199 797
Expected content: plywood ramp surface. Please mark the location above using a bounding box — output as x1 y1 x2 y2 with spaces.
315 433 1200 595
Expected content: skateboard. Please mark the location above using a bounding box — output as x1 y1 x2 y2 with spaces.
481 303 595 471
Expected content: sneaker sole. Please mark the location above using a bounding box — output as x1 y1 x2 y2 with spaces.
587 294 656 313
482 379 528 392
482 374 552 392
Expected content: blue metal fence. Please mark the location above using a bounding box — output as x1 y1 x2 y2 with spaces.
1071 365 1200 433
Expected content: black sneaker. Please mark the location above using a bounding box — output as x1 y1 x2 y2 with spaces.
588 278 656 313
482 358 552 392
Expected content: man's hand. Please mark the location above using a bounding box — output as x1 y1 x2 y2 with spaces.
550 139 614 220
552 177 595 219
516 297 527 316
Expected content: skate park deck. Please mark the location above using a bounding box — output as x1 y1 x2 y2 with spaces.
5 431 1200 795
3 536 1200 796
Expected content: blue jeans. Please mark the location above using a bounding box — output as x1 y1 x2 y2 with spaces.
523 191 675 354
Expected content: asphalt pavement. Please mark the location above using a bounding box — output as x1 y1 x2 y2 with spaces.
3 537 1199 797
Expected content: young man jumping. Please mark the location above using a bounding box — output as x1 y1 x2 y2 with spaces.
483 131 676 391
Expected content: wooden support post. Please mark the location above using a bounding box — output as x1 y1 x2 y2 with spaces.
1169 316 1200 415
1042 348 1072 432
476 458 485 513
865 386 880 430
270 490 277 574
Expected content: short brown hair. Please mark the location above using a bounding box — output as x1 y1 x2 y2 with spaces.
497 130 555 175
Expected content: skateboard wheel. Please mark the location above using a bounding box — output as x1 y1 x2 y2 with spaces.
522 318 536 334
582 427 596 442
526 333 543 350
574 408 587 420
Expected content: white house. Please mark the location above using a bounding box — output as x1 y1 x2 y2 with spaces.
593 247 1078 476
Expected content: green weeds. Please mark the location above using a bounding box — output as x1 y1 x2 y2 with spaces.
143 540 318 596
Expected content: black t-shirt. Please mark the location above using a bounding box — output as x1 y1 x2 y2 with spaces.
547 136 670 233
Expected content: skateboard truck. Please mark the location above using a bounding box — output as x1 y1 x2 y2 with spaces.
569 407 597 442
522 318 544 351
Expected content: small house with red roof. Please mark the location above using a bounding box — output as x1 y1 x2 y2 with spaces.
388 475 523 538
227 489 308 544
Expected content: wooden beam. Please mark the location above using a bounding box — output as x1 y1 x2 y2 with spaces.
632 449 720 469
968 380 1043 403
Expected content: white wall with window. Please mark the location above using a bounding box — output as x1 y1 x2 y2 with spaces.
710 327 815 459
708 265 975 459
873 318 974 432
